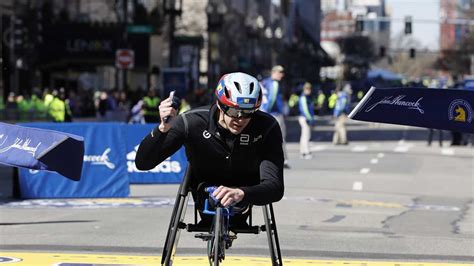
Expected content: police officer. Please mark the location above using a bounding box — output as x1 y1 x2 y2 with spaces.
142 88 161 123
48 89 72 122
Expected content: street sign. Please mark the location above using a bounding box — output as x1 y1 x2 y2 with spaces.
127 25 153 34
162 68 188 98
115 49 135 69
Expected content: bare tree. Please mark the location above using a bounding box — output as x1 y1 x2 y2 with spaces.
386 32 437 78
336 34 377 80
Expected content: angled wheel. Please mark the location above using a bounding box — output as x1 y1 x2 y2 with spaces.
208 207 223 266
161 166 192 266
263 204 283 266
162 193 189 266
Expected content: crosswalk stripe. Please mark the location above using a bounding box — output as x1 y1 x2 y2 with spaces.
352 181 363 191
310 145 327 152
441 148 455 156
360 168 370 174
351 145 368 152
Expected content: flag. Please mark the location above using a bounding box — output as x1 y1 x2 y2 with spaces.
0 122 84 180
349 87 474 133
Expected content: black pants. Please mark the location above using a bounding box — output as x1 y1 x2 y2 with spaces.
427 129 443 147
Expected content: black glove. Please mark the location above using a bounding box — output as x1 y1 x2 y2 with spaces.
163 96 181 123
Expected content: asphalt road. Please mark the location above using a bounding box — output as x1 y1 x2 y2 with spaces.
0 119 473 265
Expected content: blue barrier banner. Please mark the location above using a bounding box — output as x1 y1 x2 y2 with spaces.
465 77 474 91
124 124 187 184
19 123 129 198
0 122 84 180
349 87 474 133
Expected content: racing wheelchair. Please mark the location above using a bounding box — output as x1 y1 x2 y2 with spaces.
161 165 283 266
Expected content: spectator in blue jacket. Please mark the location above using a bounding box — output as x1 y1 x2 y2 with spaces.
333 84 352 145
298 82 315 159
261 65 290 168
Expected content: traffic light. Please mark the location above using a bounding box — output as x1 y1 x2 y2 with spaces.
13 17 27 51
355 15 364 32
32 9 43 44
409 48 416 59
404 16 412 34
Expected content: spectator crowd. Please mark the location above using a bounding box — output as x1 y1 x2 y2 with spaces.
1 66 471 149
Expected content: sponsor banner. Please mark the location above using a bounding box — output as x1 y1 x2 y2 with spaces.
0 123 84 181
19 123 129 198
123 124 187 184
349 87 474 133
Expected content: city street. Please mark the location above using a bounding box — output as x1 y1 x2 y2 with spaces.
0 119 473 265
1 0 473 265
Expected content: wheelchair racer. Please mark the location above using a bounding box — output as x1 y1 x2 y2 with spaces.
135 72 284 226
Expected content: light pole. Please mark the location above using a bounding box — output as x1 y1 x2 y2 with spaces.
206 0 226 88
163 0 183 67
264 25 283 68
122 0 129 91
245 15 261 75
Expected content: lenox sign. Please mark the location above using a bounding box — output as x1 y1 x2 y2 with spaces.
66 39 113 53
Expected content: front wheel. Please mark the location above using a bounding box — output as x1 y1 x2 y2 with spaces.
208 207 223 266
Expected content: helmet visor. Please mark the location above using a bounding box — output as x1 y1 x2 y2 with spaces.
220 104 257 119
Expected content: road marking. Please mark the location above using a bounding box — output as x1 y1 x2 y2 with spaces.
352 182 363 191
441 148 455 156
377 153 385 158
284 197 459 211
341 200 405 209
351 145 367 152
310 145 327 152
370 158 378 164
394 145 410 153
394 141 414 153
360 168 370 174
2 252 472 266
0 198 173 209
1 197 460 212
407 204 460 212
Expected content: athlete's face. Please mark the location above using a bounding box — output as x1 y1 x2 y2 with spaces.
218 107 251 135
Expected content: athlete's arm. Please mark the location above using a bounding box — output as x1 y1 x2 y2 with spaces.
135 115 186 170
240 122 284 205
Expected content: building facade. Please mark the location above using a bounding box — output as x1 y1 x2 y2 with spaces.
320 0 390 79
440 0 472 50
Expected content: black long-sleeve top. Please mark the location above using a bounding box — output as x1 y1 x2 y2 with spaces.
135 104 284 205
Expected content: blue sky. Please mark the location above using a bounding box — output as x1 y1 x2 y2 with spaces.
385 0 440 50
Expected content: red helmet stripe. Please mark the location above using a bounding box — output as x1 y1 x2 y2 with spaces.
219 94 239 107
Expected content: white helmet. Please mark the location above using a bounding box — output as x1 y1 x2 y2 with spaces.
215 72 262 114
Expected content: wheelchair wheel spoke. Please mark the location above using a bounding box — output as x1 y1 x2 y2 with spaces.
213 207 222 265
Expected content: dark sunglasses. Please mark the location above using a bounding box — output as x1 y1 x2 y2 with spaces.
221 105 257 119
